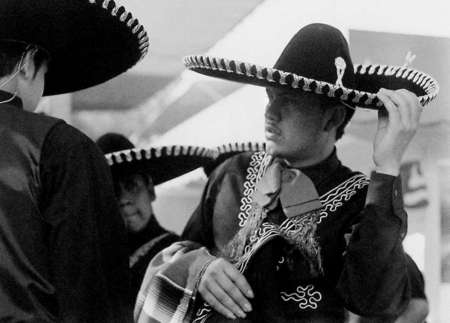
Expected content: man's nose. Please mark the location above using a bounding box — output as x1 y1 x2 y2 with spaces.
265 101 281 122
119 193 134 208
119 199 136 216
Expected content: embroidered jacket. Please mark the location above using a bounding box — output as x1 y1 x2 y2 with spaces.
135 150 410 323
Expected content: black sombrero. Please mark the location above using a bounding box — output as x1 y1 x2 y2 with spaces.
184 23 438 110
204 142 266 176
96 133 217 185
0 0 149 95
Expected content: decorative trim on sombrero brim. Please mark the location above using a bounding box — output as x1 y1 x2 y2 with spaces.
184 55 439 110
105 145 217 185
217 141 266 155
88 0 149 60
0 0 150 95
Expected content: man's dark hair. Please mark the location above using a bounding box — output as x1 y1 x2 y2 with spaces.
114 172 153 197
283 90 355 141
0 41 49 78
319 96 355 140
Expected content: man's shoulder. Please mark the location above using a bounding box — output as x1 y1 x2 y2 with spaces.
44 122 96 150
41 122 103 166
323 164 370 204
209 151 266 180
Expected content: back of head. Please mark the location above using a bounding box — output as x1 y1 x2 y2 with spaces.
0 41 26 78
317 95 355 141
0 41 49 79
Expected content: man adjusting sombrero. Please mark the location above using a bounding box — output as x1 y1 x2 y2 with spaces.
135 23 438 323
0 0 148 321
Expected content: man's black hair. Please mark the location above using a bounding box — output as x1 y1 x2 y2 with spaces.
281 90 355 141
0 41 49 78
318 96 355 140
113 172 153 197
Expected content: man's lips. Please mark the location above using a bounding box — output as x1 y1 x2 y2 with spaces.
124 212 139 219
265 123 281 136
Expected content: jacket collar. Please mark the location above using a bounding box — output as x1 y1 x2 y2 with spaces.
295 148 341 189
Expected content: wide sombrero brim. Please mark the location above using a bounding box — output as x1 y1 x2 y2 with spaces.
0 0 149 95
204 142 266 176
184 55 439 110
105 145 217 185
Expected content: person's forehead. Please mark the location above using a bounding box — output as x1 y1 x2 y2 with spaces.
118 173 150 183
265 87 318 103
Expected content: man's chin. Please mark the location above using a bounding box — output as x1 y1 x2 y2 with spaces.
126 221 144 233
266 141 283 157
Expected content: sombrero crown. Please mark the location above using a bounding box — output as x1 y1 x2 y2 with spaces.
0 0 149 95
96 133 217 185
184 23 438 109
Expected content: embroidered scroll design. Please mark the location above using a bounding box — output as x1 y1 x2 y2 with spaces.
280 284 322 309
237 152 272 227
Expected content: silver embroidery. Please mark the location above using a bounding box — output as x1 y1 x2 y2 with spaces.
193 304 212 323
317 174 369 223
278 70 290 85
334 57 346 87
238 172 369 273
280 284 322 309
194 167 368 320
237 152 271 227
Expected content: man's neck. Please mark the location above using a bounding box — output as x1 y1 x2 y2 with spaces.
283 143 335 169
0 76 18 93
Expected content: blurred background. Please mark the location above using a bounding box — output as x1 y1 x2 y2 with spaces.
37 0 449 321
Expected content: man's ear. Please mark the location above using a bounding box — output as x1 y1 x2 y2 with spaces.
19 50 37 81
324 105 346 132
146 175 156 202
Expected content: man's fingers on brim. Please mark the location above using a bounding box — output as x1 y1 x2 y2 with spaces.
390 90 415 129
376 108 389 131
381 89 411 128
377 90 400 126
223 264 254 299
398 89 423 127
205 281 246 318
216 271 252 312
202 290 237 320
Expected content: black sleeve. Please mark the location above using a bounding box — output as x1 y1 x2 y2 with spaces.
40 123 132 322
180 152 244 249
338 172 410 319
405 254 426 299
181 164 223 248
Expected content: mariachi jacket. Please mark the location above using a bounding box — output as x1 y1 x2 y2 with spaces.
135 150 410 323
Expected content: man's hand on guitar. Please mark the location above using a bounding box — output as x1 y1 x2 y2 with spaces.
199 258 254 320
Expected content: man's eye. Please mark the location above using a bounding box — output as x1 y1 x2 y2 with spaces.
274 96 291 106
124 180 139 192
